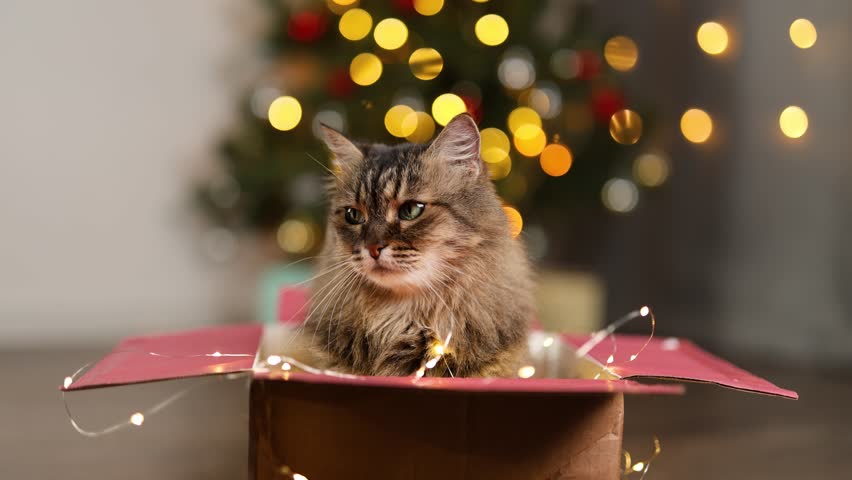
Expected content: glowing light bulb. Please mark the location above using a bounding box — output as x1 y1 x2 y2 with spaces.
640 306 650 317
609 109 643 145
415 367 426 378
63 377 73 389
338 8 372 41
632 462 646 472
604 35 639 72
680 108 713 143
607 355 615 364
475 14 509 46
267 96 302 131
409 48 443 80
697 22 729 55
293 474 309 480
789 19 817 49
211 351 222 357
266 355 282 366
282 362 292 371
349 53 383 86
130 412 145 426
432 343 446 356
431 93 466 126
542 337 554 348
425 357 439 369
414 0 443 16
517 365 536 378
502 206 523 238
539 144 573 177
373 18 408 50
779 106 808 139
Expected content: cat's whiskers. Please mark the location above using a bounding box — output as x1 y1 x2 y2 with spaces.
306 266 357 339
324 270 364 351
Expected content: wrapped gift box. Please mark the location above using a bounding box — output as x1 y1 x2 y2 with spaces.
64 289 796 480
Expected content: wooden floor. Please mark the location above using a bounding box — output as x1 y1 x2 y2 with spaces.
1 348 848 479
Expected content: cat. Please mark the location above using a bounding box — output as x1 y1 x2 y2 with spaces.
304 113 534 377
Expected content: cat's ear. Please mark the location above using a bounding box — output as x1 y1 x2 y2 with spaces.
319 123 363 169
425 113 482 176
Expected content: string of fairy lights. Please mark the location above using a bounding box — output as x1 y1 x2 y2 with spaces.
263 1 819 257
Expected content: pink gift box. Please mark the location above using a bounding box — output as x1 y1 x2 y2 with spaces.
65 288 796 480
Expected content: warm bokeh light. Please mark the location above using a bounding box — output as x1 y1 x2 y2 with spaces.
409 48 443 80
267 96 302 131
277 219 315 254
384 104 418 138
431 93 467 126
349 52 383 85
680 108 713 143
779 106 808 138
502 206 523 238
487 154 512 180
338 8 372 41
609 109 643 145
405 111 436 143
789 19 817 49
604 35 639 72
602 178 639 213
414 0 443 16
498 52 535 90
507 107 541 135
373 18 408 50
130 412 145 426
539 144 573 177
475 14 509 46
513 124 546 157
480 128 511 163
517 365 536 378
331 0 357 5
633 153 670 187
696 22 729 55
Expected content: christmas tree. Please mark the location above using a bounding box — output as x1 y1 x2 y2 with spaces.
196 0 655 264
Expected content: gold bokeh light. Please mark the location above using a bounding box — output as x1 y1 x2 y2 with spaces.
414 0 443 16
349 52 383 86
604 35 639 72
405 112 436 143
480 128 511 164
539 144 573 177
789 19 817 49
609 109 643 145
374 18 408 50
409 48 443 80
633 153 670 187
338 8 372 41
513 124 546 157
487 154 512 180
779 106 808 139
680 108 713 143
431 93 467 126
502 206 523 238
277 219 315 254
384 104 418 138
696 22 729 55
267 96 302 131
475 14 509 46
507 107 541 135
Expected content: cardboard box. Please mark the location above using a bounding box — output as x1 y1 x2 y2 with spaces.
65 290 797 480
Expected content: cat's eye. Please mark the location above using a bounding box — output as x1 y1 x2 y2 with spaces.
398 201 425 221
344 207 365 225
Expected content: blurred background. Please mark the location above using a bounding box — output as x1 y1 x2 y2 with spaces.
1 0 850 478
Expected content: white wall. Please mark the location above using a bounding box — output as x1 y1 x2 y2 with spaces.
0 1 256 345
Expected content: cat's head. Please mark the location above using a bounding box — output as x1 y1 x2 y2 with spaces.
320 114 509 294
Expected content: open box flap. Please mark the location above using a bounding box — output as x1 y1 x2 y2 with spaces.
561 334 798 399
64 324 263 391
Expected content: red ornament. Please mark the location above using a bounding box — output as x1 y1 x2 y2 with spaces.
577 50 602 81
392 0 416 15
288 11 328 43
461 96 483 124
327 68 356 98
591 88 625 123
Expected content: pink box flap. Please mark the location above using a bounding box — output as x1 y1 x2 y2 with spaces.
562 334 798 399
64 324 263 391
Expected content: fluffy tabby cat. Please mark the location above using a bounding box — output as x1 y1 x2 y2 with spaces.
305 113 534 377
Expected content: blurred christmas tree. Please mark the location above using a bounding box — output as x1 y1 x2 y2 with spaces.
196 0 658 264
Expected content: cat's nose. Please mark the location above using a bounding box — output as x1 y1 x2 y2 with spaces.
367 243 386 260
